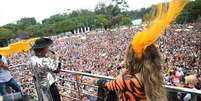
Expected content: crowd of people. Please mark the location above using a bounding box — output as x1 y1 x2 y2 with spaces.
5 21 201 100
158 24 201 69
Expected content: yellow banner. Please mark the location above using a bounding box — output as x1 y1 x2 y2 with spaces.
0 47 11 56
0 38 38 56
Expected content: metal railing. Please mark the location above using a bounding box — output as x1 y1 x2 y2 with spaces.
60 69 201 101
8 64 201 101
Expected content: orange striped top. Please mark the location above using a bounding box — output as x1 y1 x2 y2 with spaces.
104 75 146 101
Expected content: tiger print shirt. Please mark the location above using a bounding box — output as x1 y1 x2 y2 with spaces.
104 75 146 101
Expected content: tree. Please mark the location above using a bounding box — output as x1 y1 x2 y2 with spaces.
25 24 43 37
0 0 134 39
0 27 14 39
119 16 132 26
0 27 15 46
69 11 79 18
2 23 18 34
95 2 107 15
95 4 122 28
94 15 109 28
55 20 76 33
40 24 56 36
128 8 148 20
17 17 37 30
112 0 129 11
94 1 131 28
42 14 68 24
176 0 201 23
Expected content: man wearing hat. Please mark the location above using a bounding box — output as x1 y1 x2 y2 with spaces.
29 38 61 101
0 54 21 96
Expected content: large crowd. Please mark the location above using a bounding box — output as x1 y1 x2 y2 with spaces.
6 21 201 100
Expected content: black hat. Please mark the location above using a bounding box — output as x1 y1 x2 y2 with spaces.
32 38 53 49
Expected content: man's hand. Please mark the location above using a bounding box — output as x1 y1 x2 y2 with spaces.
0 61 9 70
0 61 4 65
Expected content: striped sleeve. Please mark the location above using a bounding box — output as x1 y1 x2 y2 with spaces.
104 75 124 91
104 75 146 100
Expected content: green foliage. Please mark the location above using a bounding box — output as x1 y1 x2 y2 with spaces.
55 20 76 33
2 23 18 33
112 0 129 11
176 0 201 23
0 1 133 39
128 8 148 20
25 24 43 37
17 17 37 30
95 3 126 28
119 16 132 26
2 0 200 39
0 27 14 39
94 15 109 28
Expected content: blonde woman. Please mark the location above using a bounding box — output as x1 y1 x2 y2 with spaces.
99 44 167 101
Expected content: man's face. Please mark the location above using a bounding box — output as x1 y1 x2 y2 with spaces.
43 48 49 53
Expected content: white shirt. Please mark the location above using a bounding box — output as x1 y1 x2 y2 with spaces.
29 56 58 85
183 88 197 101
175 71 184 77
0 56 12 83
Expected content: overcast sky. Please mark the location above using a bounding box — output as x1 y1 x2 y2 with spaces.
0 0 165 26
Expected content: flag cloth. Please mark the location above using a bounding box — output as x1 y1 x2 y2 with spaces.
131 0 188 58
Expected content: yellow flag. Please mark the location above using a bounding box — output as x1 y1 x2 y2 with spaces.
9 42 31 54
24 38 38 44
0 47 11 56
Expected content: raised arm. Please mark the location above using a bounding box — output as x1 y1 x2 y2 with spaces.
101 75 124 92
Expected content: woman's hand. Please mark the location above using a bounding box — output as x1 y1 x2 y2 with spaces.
121 68 128 75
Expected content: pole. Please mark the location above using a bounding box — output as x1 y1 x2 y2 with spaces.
75 74 82 101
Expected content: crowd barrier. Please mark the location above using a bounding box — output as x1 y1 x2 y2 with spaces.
6 64 201 101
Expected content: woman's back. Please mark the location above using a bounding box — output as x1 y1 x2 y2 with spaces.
104 74 146 101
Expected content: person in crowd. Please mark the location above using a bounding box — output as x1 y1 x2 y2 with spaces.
0 54 21 96
175 68 184 79
29 38 61 101
196 74 201 101
183 75 198 101
98 44 167 101
196 74 201 89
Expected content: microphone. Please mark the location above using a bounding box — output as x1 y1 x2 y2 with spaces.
49 49 56 54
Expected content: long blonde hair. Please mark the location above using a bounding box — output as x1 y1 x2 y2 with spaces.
124 44 167 101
